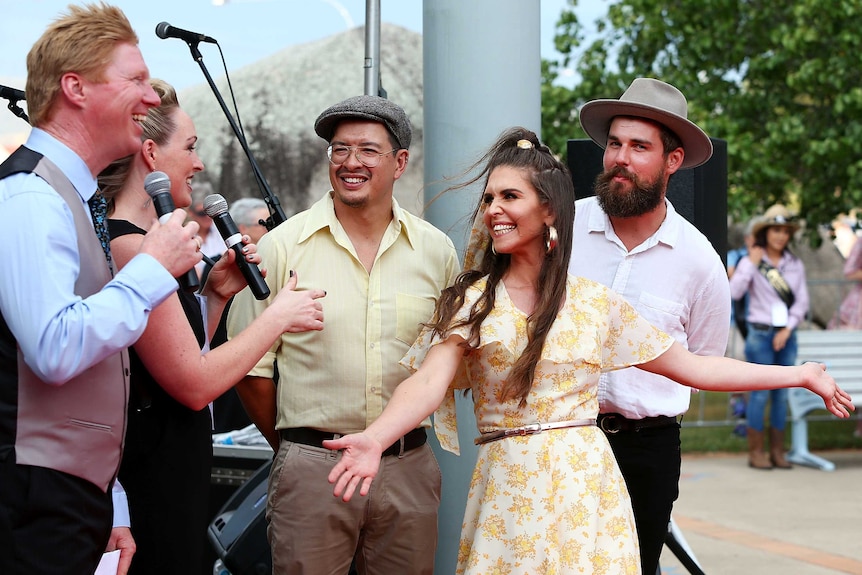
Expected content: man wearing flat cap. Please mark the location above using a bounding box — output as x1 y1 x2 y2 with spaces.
568 78 731 574
228 95 459 574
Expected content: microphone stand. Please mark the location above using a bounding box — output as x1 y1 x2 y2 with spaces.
181 40 287 230
3 98 29 124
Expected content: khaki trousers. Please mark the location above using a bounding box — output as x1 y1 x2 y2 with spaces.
267 438 441 575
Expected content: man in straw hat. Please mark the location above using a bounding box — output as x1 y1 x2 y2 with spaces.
569 77 731 574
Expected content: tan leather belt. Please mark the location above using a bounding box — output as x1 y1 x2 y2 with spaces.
474 419 596 445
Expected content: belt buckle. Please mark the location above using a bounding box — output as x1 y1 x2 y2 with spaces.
511 423 542 437
599 415 622 434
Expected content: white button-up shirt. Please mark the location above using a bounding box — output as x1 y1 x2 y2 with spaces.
569 197 731 419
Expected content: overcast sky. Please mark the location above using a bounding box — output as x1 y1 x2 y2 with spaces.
0 0 600 90
0 1 604 139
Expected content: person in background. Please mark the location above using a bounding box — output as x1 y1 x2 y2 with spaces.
0 5 201 575
827 231 862 438
727 217 758 437
189 181 226 277
228 95 460 575
728 217 758 335
729 204 809 470
322 127 853 575
829 229 862 333
231 197 271 243
568 77 731 575
98 78 325 575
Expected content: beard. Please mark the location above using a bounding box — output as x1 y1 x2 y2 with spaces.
335 192 367 209
594 165 666 218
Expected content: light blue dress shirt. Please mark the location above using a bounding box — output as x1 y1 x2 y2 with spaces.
0 128 177 385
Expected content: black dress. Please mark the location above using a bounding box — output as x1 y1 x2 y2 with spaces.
109 219 212 575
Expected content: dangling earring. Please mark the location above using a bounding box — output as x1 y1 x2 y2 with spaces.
545 225 558 254
491 242 497 256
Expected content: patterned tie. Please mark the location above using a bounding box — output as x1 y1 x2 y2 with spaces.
87 190 113 268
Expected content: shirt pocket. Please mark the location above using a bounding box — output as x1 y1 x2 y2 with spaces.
396 293 436 345
636 291 685 335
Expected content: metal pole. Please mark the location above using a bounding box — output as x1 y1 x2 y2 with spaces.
422 2 541 573
364 0 381 96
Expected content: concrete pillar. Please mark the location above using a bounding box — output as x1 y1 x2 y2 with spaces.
421 2 541 573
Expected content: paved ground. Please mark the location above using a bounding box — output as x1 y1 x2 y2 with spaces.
659 449 862 575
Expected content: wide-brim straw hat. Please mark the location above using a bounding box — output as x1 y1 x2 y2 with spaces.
579 78 713 170
751 204 801 236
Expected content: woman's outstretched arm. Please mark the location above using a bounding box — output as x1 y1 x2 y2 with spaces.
323 335 465 501
640 341 854 418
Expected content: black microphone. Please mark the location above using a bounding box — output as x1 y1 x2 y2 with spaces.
203 194 270 300
0 85 25 101
143 171 201 293
155 21 217 45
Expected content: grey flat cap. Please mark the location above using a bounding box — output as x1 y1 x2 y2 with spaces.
314 95 412 150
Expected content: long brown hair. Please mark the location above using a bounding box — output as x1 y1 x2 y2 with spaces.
428 127 575 406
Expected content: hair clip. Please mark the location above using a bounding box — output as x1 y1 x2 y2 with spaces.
516 139 534 150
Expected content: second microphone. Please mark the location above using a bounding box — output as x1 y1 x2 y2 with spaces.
144 171 200 293
203 193 270 300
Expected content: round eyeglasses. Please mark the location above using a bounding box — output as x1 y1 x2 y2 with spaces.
327 145 397 168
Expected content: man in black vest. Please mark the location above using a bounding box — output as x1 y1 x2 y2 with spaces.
0 5 201 575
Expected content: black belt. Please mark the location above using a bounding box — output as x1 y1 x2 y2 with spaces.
279 427 427 457
597 413 679 434
749 322 774 331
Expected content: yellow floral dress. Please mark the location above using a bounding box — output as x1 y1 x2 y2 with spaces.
401 275 674 575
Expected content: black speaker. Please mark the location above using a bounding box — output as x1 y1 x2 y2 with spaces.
207 458 360 575
208 460 272 575
566 138 728 263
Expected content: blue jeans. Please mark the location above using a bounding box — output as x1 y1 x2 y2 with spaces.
744 324 797 431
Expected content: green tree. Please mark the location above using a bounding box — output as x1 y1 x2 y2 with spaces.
543 0 862 240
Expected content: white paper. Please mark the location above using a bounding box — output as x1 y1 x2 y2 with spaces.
94 550 120 575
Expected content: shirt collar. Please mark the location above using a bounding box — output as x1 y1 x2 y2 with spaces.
298 191 417 249
587 197 682 249
26 128 99 203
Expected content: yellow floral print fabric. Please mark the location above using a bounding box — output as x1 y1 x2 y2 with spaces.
401 275 673 574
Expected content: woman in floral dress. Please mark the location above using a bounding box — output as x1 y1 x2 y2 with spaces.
322 128 853 575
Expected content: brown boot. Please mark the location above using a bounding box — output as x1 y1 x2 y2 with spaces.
769 428 792 469
747 428 772 470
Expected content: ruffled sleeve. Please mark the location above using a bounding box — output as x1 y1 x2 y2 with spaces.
399 280 489 455
601 287 675 370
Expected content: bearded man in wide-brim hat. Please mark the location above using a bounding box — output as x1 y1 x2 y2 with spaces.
568 77 732 575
